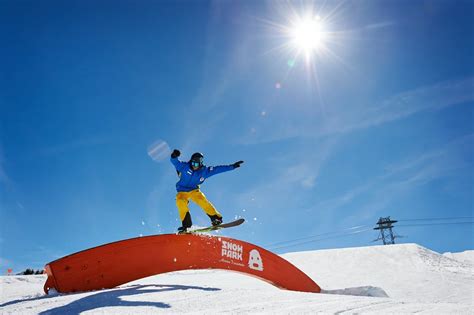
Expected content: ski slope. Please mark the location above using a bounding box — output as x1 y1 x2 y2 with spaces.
443 250 474 265
1 243 472 314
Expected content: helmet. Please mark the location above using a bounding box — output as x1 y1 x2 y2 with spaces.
190 152 204 168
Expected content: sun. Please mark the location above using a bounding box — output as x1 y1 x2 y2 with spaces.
259 3 344 72
290 15 325 54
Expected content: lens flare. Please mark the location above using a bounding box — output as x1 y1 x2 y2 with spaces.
147 139 171 162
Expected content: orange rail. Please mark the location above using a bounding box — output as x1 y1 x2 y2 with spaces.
44 234 320 294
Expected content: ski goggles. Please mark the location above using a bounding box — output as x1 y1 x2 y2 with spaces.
191 159 203 168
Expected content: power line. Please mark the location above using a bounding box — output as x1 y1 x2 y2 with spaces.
268 227 373 251
269 228 373 251
264 224 372 248
398 216 473 222
397 221 474 227
264 216 473 252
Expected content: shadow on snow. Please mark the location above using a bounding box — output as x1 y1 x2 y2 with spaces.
1 284 221 314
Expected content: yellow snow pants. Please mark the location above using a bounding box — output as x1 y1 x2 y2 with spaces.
176 189 222 221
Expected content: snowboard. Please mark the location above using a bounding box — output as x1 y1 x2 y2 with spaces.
180 218 245 234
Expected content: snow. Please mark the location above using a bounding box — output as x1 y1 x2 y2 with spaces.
443 250 474 265
1 243 473 314
283 243 473 304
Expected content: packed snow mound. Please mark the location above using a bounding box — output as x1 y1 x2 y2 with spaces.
443 250 474 265
0 275 45 304
322 286 389 298
1 243 472 314
282 243 473 304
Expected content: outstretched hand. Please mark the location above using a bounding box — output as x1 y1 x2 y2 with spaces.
171 149 181 159
232 160 244 168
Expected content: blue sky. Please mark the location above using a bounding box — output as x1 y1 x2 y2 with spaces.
1 0 473 271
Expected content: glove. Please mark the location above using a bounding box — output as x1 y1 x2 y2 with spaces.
171 149 181 159
232 160 244 169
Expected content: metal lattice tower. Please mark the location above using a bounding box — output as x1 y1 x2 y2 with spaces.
374 217 398 245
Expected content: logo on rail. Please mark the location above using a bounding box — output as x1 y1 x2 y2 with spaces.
221 240 264 271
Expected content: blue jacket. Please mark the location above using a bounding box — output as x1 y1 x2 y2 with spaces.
170 157 235 192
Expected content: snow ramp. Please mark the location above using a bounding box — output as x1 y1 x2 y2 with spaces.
43 234 321 294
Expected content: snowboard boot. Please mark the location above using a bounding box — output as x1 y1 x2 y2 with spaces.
178 212 192 233
209 214 223 226
177 226 188 234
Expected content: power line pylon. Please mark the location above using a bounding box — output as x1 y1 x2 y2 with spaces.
374 216 398 245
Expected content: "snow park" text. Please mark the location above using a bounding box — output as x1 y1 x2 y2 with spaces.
221 240 243 261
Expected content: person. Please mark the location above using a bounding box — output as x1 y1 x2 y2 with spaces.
170 149 244 233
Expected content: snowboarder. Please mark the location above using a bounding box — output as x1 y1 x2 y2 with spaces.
170 149 244 233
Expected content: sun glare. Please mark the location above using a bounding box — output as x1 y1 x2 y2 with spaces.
290 16 325 55
261 3 344 75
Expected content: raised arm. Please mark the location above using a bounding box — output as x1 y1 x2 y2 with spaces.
169 149 187 172
205 160 244 178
